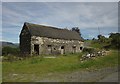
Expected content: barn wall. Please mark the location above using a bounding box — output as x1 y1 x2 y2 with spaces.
31 36 43 55
20 26 31 55
31 36 84 55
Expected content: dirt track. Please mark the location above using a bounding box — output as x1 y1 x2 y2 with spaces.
37 66 119 82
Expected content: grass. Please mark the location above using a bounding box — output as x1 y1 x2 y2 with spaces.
80 50 118 68
85 40 107 49
2 50 118 82
90 42 103 49
88 40 105 49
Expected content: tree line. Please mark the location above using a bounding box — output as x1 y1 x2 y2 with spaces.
2 46 20 56
93 33 120 49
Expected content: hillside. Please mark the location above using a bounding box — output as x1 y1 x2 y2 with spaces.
0 41 19 48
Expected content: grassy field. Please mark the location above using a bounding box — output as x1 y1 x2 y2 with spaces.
2 50 118 82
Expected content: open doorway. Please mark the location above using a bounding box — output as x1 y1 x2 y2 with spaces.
48 45 52 54
61 46 65 54
34 44 39 55
72 46 76 53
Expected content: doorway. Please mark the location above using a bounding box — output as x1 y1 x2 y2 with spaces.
34 44 39 55
48 45 52 54
72 46 76 53
61 46 65 54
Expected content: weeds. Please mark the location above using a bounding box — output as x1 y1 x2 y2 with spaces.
2 50 118 82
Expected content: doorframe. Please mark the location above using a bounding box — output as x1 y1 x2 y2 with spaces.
61 46 65 54
72 45 76 53
34 44 39 55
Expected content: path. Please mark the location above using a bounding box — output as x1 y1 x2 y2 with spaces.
37 66 119 82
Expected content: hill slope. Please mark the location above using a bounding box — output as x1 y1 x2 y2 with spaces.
0 41 19 48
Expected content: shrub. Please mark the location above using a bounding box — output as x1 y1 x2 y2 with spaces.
2 46 20 56
83 47 95 53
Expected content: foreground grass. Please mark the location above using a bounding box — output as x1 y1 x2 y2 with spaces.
2 50 118 82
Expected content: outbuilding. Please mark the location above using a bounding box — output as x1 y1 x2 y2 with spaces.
19 22 84 56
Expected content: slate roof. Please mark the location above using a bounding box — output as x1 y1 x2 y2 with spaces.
24 22 83 41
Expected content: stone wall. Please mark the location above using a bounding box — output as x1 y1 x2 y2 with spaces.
31 36 84 55
20 27 31 55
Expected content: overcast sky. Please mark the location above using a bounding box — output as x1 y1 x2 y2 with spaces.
1 0 119 2
1 1 118 43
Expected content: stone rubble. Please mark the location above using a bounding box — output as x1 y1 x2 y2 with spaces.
80 50 107 62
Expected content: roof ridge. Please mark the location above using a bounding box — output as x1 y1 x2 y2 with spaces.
23 22 83 41
24 22 72 31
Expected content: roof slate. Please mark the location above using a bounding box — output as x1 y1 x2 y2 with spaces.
24 22 83 41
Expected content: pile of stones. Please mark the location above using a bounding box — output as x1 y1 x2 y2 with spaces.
80 50 106 62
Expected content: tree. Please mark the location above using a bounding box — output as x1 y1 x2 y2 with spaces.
97 34 106 43
109 33 120 48
72 27 81 36
71 27 84 41
97 35 102 40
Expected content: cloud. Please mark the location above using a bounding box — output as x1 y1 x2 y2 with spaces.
1 0 120 2
38 2 118 29
2 2 118 42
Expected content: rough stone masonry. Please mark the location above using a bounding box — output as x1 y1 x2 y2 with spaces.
19 22 84 56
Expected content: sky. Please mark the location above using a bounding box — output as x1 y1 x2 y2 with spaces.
1 0 120 2
1 1 119 43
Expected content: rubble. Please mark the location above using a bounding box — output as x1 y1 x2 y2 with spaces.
80 50 107 62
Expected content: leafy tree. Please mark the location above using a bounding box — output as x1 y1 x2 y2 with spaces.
96 33 120 49
2 46 20 56
97 34 106 43
92 38 96 40
71 27 84 41
72 27 81 36
97 35 102 40
109 33 120 48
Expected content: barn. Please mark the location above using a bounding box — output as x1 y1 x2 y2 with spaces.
19 22 84 56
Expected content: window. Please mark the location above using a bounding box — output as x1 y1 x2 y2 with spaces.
80 47 83 50
48 45 52 47
72 46 76 48
61 46 64 49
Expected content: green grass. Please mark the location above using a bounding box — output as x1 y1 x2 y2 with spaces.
85 40 107 49
80 50 118 68
2 50 118 82
89 42 103 49
91 43 101 48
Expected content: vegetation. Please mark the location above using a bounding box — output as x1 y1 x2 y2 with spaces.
71 27 84 41
72 27 81 36
90 33 120 50
82 47 96 53
2 32 119 82
109 33 120 49
2 46 20 56
2 50 118 82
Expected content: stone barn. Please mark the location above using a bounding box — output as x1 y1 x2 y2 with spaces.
19 22 84 56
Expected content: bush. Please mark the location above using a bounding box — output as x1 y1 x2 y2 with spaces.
103 45 111 50
83 47 95 53
109 33 120 49
2 46 20 56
